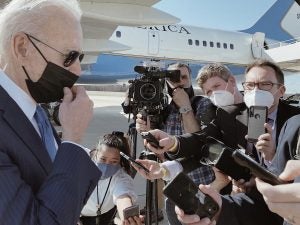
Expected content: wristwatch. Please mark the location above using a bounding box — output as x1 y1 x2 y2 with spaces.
179 105 192 114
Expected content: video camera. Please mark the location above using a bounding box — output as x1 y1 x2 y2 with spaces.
127 61 181 128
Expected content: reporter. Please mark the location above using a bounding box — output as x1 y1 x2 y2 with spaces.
81 132 142 225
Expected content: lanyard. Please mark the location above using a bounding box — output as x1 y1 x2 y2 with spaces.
96 177 112 225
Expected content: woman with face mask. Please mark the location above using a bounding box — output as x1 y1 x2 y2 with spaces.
80 132 142 225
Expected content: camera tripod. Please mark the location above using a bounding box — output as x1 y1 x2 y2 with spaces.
127 121 160 225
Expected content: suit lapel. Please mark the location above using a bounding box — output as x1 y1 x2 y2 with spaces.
0 87 52 173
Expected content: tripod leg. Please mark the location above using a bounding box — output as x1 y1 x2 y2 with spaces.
153 179 158 225
129 126 137 159
145 180 153 225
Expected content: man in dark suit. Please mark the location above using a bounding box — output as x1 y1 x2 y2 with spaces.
0 1 101 225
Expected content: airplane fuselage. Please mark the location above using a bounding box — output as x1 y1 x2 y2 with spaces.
109 25 263 66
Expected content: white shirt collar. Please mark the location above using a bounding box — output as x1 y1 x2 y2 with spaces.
0 69 36 121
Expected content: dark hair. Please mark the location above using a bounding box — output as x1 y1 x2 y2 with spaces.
91 132 131 174
245 59 284 84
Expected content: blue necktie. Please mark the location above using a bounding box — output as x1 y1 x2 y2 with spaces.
34 105 57 161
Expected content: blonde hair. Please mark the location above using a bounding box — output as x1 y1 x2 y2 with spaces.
196 63 232 89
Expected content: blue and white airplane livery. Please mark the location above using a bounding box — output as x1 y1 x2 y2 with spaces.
0 0 298 70
106 0 300 69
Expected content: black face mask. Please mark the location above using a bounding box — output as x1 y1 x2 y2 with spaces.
23 63 78 103
22 34 79 103
22 62 78 103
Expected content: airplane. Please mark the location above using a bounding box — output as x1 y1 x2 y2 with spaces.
78 0 300 89
104 0 300 70
0 0 298 72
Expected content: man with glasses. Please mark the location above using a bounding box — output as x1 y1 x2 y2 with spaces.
0 1 101 225
242 60 300 164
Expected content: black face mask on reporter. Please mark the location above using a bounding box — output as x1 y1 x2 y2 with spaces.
22 34 82 103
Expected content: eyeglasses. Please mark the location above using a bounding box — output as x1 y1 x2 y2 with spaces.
242 82 282 91
25 33 84 67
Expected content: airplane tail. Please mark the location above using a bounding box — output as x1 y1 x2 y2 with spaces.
241 0 299 41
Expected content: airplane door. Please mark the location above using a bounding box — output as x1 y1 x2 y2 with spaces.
251 32 265 58
148 30 160 55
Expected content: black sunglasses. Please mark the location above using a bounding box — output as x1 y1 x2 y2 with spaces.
25 33 84 67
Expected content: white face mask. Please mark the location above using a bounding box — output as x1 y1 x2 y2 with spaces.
244 89 274 108
209 90 235 107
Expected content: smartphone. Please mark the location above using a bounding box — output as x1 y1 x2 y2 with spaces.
203 137 251 181
140 131 162 149
123 205 139 219
232 150 285 185
119 152 150 173
163 172 219 219
247 106 268 143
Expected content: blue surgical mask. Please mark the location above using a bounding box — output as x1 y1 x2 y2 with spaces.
97 163 121 180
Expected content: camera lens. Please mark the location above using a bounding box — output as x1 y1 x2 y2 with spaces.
140 83 157 100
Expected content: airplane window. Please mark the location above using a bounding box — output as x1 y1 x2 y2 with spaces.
116 31 121 38
210 41 214 47
223 43 227 49
188 39 193 45
230 44 234 49
195 40 199 46
203 41 207 47
217 42 221 48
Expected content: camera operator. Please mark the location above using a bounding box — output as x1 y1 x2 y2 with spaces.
135 62 216 225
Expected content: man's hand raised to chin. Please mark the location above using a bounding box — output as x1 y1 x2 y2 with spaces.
59 86 94 144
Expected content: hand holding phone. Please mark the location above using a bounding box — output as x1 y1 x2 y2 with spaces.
123 205 139 220
247 106 267 143
232 150 286 185
163 172 219 219
120 152 150 173
140 131 162 149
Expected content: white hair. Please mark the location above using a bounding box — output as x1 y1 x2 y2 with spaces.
0 0 82 57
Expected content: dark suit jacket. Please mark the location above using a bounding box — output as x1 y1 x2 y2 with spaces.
0 86 101 225
271 114 300 175
172 100 300 160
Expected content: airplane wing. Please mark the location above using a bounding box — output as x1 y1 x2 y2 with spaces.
80 0 180 64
